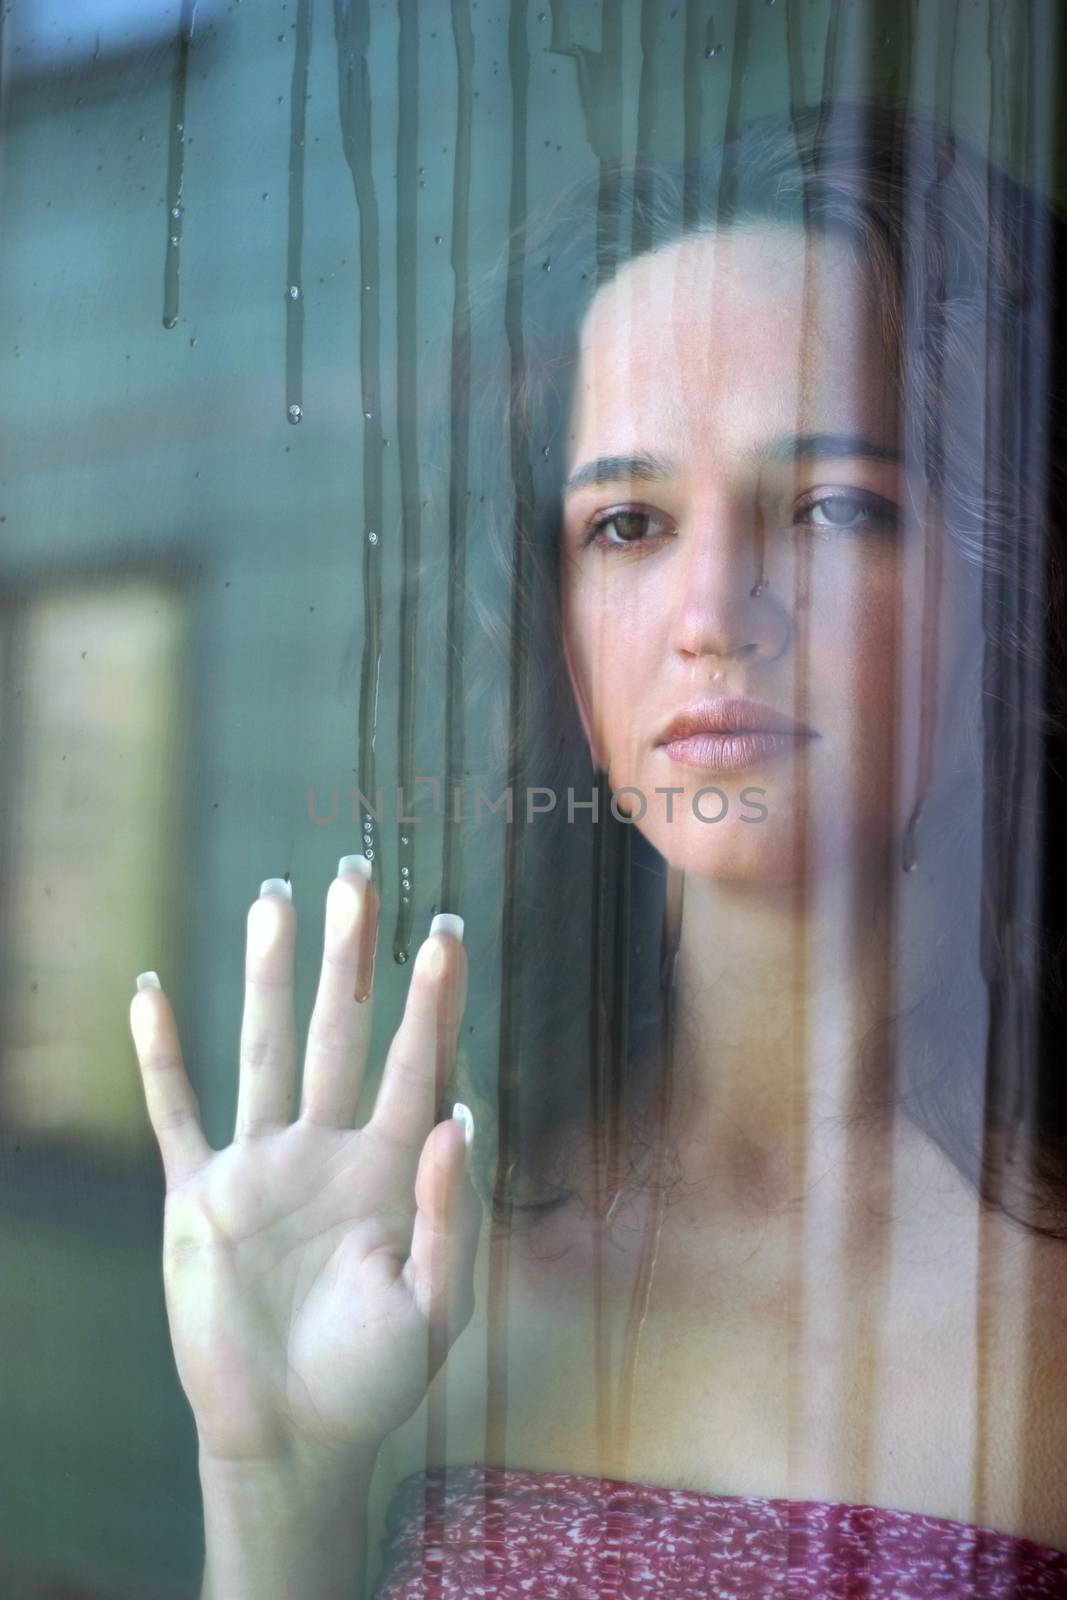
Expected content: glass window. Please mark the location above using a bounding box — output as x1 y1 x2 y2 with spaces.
3 3 1067 1596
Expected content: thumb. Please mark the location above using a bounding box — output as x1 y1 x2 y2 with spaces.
403 1110 481 1339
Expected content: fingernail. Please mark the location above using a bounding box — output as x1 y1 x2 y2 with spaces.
430 912 464 942
259 878 292 900
452 1102 474 1149
415 937 446 980
136 971 161 991
338 854 372 879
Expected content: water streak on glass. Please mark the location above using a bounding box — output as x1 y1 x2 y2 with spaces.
703 15 723 61
441 0 475 915
550 0 628 1478
783 97 822 1533
605 0 662 1479
631 0 658 257
161 0 197 330
784 0 807 119
901 3 953 878
683 0 704 225
548 0 622 284
392 0 421 966
334 0 385 898
483 0 535 1481
285 0 314 424
883 0 913 103
816 0 843 109
973 0 1051 1550
413 0 477 1514
718 0 751 215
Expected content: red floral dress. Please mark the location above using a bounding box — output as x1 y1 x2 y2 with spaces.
374 1466 1067 1598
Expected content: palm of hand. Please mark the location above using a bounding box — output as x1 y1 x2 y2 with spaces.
132 871 477 1469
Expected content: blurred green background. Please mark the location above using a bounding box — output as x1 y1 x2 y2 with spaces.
0 0 1059 1593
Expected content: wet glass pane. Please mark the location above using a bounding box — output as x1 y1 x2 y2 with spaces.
2 1 1066 1595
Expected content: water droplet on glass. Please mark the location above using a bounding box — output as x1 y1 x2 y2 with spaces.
396 949 409 965
367 530 379 545
750 578 767 597
541 445 550 458
171 206 181 218
434 234 442 245
542 258 551 272
170 234 180 246
287 403 303 424
401 835 409 845
189 336 197 347
704 43 724 58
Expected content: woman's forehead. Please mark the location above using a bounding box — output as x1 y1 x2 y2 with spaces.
580 224 865 327
572 225 889 446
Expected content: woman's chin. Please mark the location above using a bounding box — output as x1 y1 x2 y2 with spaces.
636 815 887 887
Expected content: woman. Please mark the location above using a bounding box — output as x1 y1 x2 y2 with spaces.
130 103 1067 1597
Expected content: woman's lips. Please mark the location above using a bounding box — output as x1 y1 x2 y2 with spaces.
660 730 817 774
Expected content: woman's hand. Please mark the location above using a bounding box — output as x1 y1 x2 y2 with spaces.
129 860 480 1475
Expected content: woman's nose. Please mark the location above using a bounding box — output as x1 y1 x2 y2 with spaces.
668 506 790 664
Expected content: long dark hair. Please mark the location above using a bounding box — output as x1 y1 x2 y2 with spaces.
433 100 1067 1239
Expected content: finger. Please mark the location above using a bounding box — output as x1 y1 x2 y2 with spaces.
130 974 212 1188
235 880 298 1137
403 1110 481 1333
299 856 380 1127
368 915 468 1150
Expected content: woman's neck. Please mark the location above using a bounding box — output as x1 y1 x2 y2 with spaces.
665 853 908 1212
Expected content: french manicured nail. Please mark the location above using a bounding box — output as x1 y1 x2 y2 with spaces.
259 878 292 900
430 912 464 942
135 971 161 991
338 854 373 879
452 1102 474 1149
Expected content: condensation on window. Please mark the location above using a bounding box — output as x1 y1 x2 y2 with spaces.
1 3 1065 1597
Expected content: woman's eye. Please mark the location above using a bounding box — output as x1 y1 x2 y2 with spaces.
585 509 668 548
797 491 899 535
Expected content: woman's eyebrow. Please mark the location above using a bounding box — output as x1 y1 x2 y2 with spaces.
760 431 904 466
562 436 901 494
562 451 678 494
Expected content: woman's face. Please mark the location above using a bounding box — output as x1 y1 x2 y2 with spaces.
560 225 978 885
